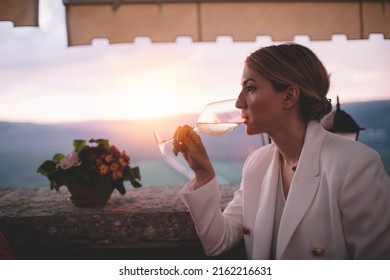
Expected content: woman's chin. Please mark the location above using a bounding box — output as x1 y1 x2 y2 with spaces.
245 127 257 136
245 125 264 136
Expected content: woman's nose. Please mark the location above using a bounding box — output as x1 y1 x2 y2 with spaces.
235 96 245 109
235 99 241 109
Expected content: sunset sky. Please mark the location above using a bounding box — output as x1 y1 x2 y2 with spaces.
0 0 389 124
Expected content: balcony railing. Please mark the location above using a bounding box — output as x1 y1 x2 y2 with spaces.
0 185 246 259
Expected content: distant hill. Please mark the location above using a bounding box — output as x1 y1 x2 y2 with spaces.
340 100 390 175
0 100 389 188
0 114 263 187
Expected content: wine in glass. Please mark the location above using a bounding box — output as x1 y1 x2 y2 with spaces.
154 99 244 158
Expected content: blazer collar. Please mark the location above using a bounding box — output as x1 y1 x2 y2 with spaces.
293 121 326 179
276 121 326 259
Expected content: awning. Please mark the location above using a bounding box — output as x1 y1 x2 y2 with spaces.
63 0 390 46
0 0 39 27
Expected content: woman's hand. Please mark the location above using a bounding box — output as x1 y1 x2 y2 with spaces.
173 125 215 188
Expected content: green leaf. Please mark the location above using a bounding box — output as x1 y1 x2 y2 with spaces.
52 153 65 164
131 166 141 180
78 148 97 169
129 176 142 188
37 160 56 176
50 181 59 191
73 140 87 152
114 182 126 195
122 166 141 188
89 139 110 150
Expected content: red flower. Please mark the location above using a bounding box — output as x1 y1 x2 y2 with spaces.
112 170 123 180
118 156 128 168
98 163 109 175
104 153 114 163
110 162 120 171
110 145 120 154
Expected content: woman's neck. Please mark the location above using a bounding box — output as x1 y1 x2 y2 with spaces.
269 121 307 165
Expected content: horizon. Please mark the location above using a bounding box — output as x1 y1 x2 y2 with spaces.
0 98 389 125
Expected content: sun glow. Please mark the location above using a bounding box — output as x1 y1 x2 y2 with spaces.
96 61 207 121
114 87 184 120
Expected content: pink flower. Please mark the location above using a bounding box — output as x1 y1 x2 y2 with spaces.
58 151 80 170
67 151 80 166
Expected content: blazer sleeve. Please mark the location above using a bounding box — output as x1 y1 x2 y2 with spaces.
339 147 390 259
179 177 244 256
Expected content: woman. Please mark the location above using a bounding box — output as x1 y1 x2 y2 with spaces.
173 43 390 259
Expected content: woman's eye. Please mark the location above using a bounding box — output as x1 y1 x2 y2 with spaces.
247 86 255 92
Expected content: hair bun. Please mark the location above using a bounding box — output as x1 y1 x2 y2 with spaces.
321 98 332 116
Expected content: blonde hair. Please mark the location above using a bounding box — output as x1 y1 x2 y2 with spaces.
245 43 332 121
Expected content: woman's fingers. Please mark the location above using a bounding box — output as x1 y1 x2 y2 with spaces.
172 125 215 183
173 125 191 156
173 126 181 156
173 125 202 156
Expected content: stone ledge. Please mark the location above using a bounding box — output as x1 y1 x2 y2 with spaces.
0 185 246 259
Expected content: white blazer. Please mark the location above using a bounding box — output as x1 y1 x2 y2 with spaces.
180 121 390 259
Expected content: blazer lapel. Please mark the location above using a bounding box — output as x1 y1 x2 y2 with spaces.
276 121 325 259
252 147 280 259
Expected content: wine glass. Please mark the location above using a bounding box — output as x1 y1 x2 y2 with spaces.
154 99 244 158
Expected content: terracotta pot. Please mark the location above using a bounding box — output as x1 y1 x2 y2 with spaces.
66 185 114 207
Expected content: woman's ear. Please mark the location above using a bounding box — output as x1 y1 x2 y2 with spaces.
283 86 300 109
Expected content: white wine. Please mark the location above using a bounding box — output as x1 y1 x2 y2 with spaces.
195 122 242 137
154 99 244 158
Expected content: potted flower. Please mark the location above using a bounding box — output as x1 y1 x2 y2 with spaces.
37 139 141 207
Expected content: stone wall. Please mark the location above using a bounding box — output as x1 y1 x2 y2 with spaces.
0 185 246 260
